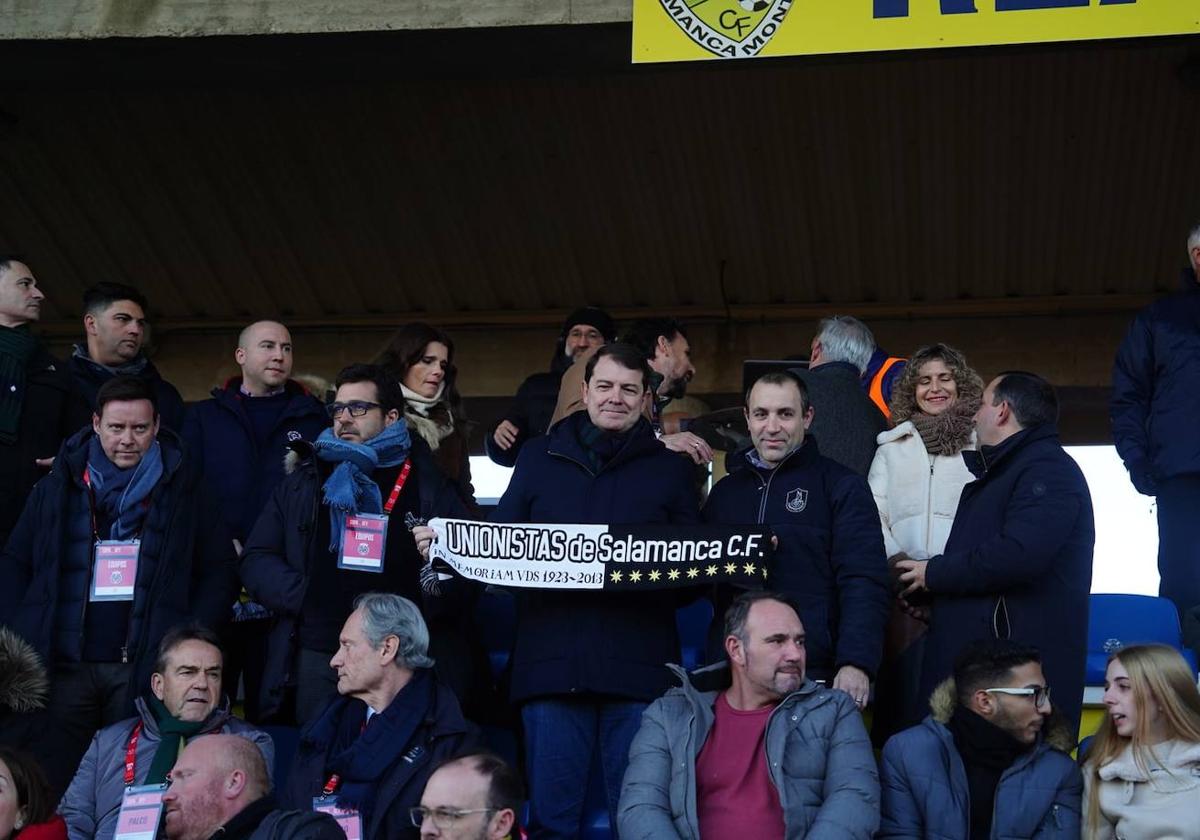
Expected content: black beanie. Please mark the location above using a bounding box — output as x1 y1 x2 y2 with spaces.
561 307 616 342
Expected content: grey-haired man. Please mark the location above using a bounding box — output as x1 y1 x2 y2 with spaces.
277 594 476 840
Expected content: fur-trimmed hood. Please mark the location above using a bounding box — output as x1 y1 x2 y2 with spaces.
0 628 49 713
928 677 1076 754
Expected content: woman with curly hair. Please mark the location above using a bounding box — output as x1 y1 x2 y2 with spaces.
1085 643 1200 839
374 322 478 515
868 343 984 740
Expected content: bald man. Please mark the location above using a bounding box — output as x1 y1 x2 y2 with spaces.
164 734 342 840
183 320 328 721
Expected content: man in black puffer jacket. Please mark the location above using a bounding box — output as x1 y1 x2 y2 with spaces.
240 364 475 725
477 342 699 839
1111 224 1200 624
703 370 890 710
0 375 237 796
0 255 91 548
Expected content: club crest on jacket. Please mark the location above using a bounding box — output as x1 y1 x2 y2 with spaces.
785 487 808 513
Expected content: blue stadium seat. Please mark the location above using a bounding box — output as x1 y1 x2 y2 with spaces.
676 597 714 672
1086 593 1197 684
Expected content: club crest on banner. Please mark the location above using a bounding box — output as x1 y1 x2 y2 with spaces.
658 0 792 59
785 487 808 513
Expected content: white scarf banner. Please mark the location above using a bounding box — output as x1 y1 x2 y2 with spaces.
428 518 773 591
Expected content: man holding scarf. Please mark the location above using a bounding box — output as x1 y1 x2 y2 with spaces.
460 342 700 839
60 624 273 840
0 375 237 796
241 364 472 725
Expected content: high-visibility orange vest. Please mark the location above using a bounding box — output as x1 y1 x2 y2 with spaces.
868 357 906 421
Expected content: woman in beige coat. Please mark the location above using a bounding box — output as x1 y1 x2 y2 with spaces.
1085 643 1200 839
867 343 983 739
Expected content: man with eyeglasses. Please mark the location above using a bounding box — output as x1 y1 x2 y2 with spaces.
413 752 523 840
241 363 471 724
879 639 1082 839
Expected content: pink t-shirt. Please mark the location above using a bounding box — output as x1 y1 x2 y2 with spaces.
695 692 785 840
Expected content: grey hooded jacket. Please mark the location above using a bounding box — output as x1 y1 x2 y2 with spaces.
878 678 1082 839
617 662 880 839
59 696 274 840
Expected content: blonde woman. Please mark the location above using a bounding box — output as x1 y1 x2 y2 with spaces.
868 343 984 738
1085 643 1200 839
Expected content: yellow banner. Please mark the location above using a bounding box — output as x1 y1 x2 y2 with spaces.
632 0 1200 63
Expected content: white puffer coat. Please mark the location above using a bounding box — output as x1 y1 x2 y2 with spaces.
1088 739 1200 840
867 421 975 560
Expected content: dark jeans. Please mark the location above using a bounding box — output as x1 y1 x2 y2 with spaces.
43 661 133 800
295 647 340 727
1157 475 1200 619
521 696 647 840
220 617 272 723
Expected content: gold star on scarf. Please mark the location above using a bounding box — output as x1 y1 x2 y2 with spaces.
743 562 756 575
610 569 623 583
687 567 699 579
724 563 737 575
668 568 681 581
649 570 661 582
630 570 642 583
705 565 718 577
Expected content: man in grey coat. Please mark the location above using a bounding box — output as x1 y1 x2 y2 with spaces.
879 640 1081 839
59 624 273 840
796 315 887 475
617 591 879 840
164 735 342 840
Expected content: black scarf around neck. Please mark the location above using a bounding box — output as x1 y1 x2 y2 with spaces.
574 415 630 473
947 706 1029 840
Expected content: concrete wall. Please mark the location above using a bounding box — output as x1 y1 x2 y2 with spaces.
0 0 628 40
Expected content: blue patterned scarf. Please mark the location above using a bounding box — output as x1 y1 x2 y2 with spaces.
313 422 412 552
85 436 164 540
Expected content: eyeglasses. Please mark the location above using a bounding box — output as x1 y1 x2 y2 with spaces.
408 806 495 829
984 685 1052 709
326 401 381 419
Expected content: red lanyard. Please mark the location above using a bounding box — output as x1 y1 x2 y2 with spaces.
83 467 100 543
124 722 143 786
382 459 412 515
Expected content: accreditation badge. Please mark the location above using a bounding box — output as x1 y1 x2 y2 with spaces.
338 514 387 573
313 797 363 839
90 540 141 601
113 784 166 840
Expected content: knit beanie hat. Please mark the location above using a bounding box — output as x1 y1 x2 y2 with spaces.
561 307 616 342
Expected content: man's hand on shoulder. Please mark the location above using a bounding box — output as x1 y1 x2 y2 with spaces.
832 665 870 709
661 432 713 465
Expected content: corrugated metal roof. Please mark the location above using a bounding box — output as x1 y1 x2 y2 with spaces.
0 26 1197 334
